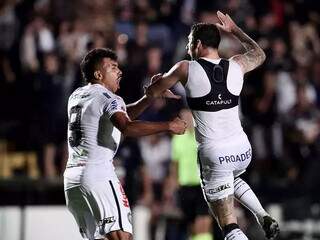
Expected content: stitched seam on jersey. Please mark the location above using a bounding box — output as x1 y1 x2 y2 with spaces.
109 180 123 231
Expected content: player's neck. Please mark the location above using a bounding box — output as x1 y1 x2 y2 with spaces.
200 48 220 60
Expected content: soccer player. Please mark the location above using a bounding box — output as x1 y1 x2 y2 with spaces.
64 48 187 240
146 11 280 240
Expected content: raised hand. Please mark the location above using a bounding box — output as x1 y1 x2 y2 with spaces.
150 73 163 84
147 73 181 99
169 117 187 135
217 11 266 73
215 11 238 33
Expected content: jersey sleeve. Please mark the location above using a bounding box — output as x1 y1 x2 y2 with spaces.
101 93 127 119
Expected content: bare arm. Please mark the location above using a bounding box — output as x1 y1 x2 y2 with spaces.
111 112 186 137
216 11 266 73
127 76 182 120
231 27 266 73
145 60 189 98
126 95 153 120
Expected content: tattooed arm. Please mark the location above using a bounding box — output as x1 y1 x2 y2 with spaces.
230 27 266 73
216 11 266 73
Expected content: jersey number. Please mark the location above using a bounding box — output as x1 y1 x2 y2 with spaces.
69 105 82 147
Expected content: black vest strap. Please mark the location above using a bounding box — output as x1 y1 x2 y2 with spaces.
186 59 239 112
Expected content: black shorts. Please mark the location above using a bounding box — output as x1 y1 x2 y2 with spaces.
178 185 210 224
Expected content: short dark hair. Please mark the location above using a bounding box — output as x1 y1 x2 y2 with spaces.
80 48 118 83
190 23 220 49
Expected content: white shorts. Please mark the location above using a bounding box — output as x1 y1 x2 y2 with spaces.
198 134 252 202
65 179 132 240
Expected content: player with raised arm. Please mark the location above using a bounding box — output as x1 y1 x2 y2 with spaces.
146 11 279 240
64 48 186 240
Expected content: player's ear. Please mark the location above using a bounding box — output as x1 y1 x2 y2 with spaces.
196 39 202 49
94 70 102 80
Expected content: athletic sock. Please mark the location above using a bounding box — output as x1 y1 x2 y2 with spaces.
191 232 213 240
223 223 248 240
233 177 268 223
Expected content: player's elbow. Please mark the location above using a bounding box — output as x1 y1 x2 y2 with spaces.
119 123 137 137
259 48 266 64
119 125 130 137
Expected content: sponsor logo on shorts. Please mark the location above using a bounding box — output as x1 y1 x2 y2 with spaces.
98 216 116 226
207 183 231 194
218 149 252 164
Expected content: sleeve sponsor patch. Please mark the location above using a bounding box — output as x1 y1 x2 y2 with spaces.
110 100 118 110
104 97 127 118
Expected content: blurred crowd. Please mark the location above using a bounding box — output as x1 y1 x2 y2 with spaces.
0 0 320 239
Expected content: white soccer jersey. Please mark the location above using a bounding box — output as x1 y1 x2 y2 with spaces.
64 84 127 188
185 57 253 201
185 58 245 146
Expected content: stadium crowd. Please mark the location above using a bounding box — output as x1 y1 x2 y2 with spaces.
0 0 320 239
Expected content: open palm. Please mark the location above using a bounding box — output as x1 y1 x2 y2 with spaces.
216 11 237 33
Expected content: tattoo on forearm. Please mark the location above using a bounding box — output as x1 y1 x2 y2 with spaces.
232 27 266 73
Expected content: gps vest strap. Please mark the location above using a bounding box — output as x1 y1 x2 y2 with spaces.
186 59 239 112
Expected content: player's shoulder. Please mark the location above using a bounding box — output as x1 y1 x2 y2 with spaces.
95 86 126 108
68 86 86 101
172 60 189 80
87 84 116 100
227 57 243 73
175 60 190 69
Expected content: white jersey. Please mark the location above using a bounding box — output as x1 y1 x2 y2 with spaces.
64 84 127 188
185 58 245 146
185 58 252 201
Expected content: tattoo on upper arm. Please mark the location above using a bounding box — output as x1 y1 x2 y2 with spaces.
232 48 265 73
232 28 266 74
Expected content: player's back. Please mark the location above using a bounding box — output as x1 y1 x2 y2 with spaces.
185 58 246 146
65 84 125 185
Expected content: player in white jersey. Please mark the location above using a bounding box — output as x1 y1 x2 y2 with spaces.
146 11 280 240
64 48 187 240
